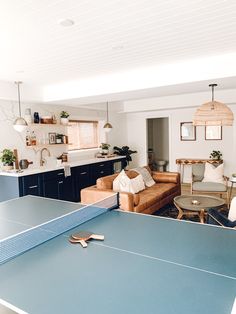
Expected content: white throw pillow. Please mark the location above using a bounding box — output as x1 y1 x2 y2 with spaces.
228 197 236 222
113 170 145 194
202 163 224 184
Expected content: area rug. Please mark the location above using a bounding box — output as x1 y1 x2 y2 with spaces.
153 203 229 223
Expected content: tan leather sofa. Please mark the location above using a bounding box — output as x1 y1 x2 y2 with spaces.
81 167 181 215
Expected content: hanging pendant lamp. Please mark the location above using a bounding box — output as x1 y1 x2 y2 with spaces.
13 81 28 132
193 84 234 126
103 102 113 133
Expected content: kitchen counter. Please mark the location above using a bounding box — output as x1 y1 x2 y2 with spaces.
0 156 125 177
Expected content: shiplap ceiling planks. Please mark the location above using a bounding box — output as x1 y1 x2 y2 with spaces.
0 0 236 87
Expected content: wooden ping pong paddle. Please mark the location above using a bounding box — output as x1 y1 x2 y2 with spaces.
69 235 88 248
69 231 104 248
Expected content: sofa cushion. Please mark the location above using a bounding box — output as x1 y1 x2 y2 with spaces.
113 170 145 194
135 183 177 212
192 181 227 192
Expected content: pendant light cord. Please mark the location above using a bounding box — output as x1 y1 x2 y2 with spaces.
106 102 109 122
15 81 22 117
209 83 217 110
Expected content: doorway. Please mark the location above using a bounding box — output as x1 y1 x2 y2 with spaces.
147 117 169 171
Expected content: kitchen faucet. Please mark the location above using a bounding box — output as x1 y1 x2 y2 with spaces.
40 148 51 167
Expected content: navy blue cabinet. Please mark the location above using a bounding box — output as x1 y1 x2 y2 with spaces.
90 162 112 185
0 158 125 202
73 165 90 202
42 170 74 202
20 174 41 197
0 174 42 202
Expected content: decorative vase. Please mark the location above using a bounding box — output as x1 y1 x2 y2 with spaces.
60 118 69 125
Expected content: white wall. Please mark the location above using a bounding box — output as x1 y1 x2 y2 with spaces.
126 105 236 181
0 100 127 167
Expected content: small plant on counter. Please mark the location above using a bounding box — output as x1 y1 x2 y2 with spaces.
209 150 222 160
60 111 70 118
60 111 70 125
100 143 110 155
0 149 16 170
100 143 110 150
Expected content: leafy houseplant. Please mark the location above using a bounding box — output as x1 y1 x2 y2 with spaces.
100 143 110 155
113 146 137 168
0 149 16 170
60 111 70 125
209 150 222 160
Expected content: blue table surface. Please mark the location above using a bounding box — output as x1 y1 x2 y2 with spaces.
0 196 82 241
0 198 236 314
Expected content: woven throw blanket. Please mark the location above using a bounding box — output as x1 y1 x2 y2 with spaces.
132 167 155 187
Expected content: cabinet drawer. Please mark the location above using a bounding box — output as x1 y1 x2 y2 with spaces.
42 169 65 180
90 162 110 173
77 165 90 176
20 174 41 196
90 162 112 184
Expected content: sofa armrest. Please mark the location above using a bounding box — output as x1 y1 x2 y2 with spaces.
152 171 180 184
81 186 139 212
80 186 116 205
119 192 139 212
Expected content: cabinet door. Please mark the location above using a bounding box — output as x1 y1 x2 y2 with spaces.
90 162 112 185
20 174 41 197
74 165 90 202
42 170 75 202
59 176 74 202
42 177 59 200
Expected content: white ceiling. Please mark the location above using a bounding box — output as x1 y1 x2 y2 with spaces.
1 0 236 103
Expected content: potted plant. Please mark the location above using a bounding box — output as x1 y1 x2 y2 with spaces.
0 149 16 170
60 111 70 125
113 146 137 168
100 143 110 155
209 150 222 161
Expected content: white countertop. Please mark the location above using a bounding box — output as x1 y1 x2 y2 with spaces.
0 156 125 177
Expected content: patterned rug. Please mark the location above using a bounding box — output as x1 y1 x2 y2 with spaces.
153 203 229 223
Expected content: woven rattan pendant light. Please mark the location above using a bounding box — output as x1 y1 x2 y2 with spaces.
193 84 234 126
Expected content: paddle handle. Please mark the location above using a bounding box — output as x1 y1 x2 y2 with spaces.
79 240 88 248
91 234 104 241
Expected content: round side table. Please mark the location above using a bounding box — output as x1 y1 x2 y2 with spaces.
174 194 225 223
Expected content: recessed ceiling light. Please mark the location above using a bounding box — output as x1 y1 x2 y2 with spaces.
58 19 75 27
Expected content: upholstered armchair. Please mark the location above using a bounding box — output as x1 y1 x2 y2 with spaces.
191 163 229 208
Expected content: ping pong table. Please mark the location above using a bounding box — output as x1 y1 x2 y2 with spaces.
0 195 235 314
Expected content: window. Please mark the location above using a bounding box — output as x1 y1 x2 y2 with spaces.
68 120 99 150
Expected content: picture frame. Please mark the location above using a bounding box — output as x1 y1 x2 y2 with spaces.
205 126 222 140
49 132 56 144
180 122 196 141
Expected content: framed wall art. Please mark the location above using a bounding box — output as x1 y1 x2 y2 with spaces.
49 132 56 144
205 126 222 140
180 122 196 141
